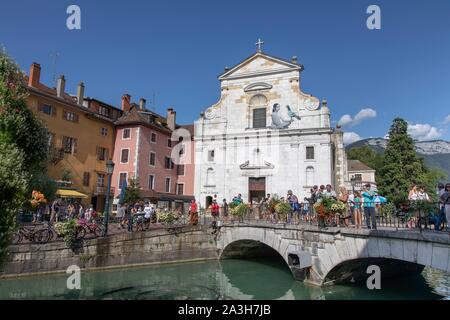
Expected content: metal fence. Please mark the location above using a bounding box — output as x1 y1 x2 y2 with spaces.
218 202 448 232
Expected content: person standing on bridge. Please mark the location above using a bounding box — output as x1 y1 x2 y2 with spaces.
440 183 450 233
362 183 377 230
189 199 199 226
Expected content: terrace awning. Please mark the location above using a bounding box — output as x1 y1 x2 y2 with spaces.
56 189 88 199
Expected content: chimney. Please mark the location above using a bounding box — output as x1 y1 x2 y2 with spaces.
77 82 85 106
121 94 131 112
28 62 41 87
139 98 146 110
56 75 66 98
167 107 176 131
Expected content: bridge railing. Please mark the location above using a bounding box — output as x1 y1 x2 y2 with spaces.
221 202 448 232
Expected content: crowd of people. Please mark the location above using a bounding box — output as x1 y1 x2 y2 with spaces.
27 198 98 224
24 182 450 235
198 182 450 233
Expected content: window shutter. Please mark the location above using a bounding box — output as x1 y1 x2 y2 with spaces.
63 110 67 120
253 108 266 128
73 138 78 154
52 106 56 117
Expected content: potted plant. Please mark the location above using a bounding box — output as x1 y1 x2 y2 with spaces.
274 202 291 222
230 203 248 222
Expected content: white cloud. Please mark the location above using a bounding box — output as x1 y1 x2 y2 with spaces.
443 115 450 125
338 108 377 127
343 132 362 145
407 123 444 141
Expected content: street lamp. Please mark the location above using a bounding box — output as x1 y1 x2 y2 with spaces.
103 159 115 236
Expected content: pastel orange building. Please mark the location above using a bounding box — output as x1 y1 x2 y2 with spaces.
26 62 122 212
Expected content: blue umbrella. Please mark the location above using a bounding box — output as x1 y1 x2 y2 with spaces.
119 179 127 204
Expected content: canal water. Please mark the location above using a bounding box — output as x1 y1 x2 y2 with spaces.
0 258 449 300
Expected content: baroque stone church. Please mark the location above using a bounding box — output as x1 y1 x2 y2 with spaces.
194 44 346 208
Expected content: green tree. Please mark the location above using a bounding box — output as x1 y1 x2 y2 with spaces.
121 177 142 205
0 50 54 266
378 118 426 204
0 137 27 264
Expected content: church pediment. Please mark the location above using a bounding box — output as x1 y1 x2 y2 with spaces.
219 52 303 80
244 82 272 92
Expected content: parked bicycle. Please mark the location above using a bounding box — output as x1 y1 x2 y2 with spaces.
11 223 53 244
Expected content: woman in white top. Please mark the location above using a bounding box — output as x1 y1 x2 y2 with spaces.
407 185 419 228
408 184 419 201
417 186 430 201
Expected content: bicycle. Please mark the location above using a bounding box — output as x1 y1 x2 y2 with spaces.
77 218 104 238
12 223 53 244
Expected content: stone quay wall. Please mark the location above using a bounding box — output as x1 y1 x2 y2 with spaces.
1 225 218 277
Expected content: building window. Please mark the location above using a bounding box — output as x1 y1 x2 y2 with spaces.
62 136 77 154
306 146 315 160
97 173 105 187
354 174 362 181
98 106 110 117
97 147 108 161
176 184 184 195
39 104 55 116
165 178 171 193
177 165 185 176
167 138 172 148
150 132 157 143
208 150 215 162
63 110 79 122
148 175 155 190
119 172 128 189
121 149 129 163
100 128 108 136
149 152 156 166
122 128 131 140
83 172 90 187
165 156 174 169
253 108 266 128
306 166 314 186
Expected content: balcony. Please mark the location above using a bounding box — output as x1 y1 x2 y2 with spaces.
95 185 115 196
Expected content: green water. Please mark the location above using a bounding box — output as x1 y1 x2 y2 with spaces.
0 258 449 300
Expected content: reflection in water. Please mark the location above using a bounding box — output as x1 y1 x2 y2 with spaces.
0 258 448 300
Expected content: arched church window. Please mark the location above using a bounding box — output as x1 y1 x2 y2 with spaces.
206 168 215 187
250 94 268 106
250 94 268 129
306 166 314 187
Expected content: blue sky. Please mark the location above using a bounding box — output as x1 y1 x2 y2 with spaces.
1 0 449 143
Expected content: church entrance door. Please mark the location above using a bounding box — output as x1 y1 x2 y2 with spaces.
248 177 266 204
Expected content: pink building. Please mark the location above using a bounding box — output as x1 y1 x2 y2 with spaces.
111 94 195 211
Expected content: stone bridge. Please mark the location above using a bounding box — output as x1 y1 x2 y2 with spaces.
216 222 450 286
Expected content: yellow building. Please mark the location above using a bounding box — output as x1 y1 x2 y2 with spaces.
26 62 122 212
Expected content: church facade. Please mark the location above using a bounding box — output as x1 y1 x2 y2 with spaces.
194 49 346 208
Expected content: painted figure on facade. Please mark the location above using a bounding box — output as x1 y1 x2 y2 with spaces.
269 103 301 129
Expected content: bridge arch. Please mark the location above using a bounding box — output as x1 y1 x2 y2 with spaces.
217 224 450 286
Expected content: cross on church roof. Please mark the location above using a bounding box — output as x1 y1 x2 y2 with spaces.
256 38 264 53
